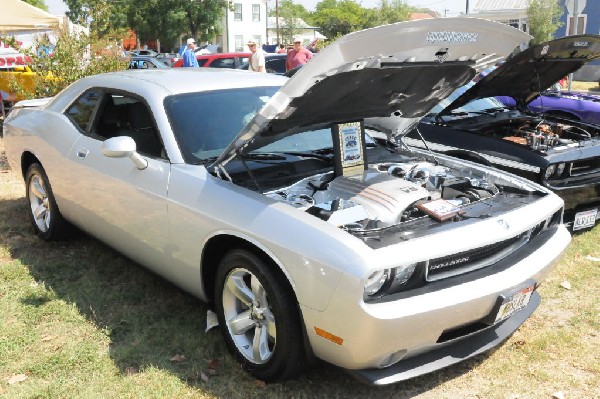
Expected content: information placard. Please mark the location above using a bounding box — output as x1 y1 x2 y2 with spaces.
332 121 367 176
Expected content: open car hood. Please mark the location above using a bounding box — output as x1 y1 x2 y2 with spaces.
439 35 600 114
213 18 532 167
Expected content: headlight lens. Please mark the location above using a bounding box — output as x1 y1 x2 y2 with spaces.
364 263 418 298
364 270 390 296
555 163 566 176
544 164 556 180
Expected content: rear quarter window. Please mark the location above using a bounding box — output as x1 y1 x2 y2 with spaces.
65 90 102 132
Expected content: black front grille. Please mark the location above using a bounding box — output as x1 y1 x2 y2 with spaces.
570 158 600 177
426 231 529 281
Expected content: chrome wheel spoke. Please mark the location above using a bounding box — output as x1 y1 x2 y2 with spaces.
30 178 46 201
226 274 254 307
228 309 255 336
265 310 276 340
251 274 266 305
32 203 48 221
252 324 271 363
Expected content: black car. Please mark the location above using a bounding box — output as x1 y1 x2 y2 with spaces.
238 53 287 75
403 35 600 231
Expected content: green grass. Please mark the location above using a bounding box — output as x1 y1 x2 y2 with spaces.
1 140 599 398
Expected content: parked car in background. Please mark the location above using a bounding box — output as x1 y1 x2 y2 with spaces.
128 56 169 70
155 52 179 67
238 53 287 75
172 52 250 68
130 49 158 57
498 90 600 125
406 35 600 231
3 19 570 385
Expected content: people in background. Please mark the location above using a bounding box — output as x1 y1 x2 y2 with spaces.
277 44 287 54
182 38 199 67
247 39 266 73
286 36 312 72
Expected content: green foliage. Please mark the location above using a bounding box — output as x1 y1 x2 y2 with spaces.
270 0 312 45
311 0 376 40
64 0 227 50
22 0 48 12
10 28 128 99
376 0 412 25
527 0 563 44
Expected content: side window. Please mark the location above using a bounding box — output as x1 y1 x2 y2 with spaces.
65 90 102 132
92 93 164 158
209 58 234 68
234 3 242 21
198 59 209 67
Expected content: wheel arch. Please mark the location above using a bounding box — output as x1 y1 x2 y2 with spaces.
200 233 296 306
20 151 41 179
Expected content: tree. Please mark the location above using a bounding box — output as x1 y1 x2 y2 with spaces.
270 0 311 45
527 0 563 44
312 0 376 40
22 0 48 12
376 0 412 25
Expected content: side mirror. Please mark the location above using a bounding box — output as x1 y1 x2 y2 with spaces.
102 136 148 170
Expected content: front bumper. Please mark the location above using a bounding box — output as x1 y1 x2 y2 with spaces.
348 292 540 385
300 224 570 384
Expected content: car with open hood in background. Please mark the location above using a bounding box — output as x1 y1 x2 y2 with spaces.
3 19 570 385
405 35 600 231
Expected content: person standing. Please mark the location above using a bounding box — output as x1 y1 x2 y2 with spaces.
247 39 265 73
277 44 287 54
182 38 199 67
285 36 313 72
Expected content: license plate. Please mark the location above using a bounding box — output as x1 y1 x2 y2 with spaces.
573 209 598 231
494 285 534 323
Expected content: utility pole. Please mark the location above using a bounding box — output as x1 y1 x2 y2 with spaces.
465 0 469 14
444 9 449 17
567 0 579 91
275 0 280 45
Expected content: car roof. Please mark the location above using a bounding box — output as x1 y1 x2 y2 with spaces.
72 68 287 97
197 52 250 59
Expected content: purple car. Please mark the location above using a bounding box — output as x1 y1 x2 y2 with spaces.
499 90 600 125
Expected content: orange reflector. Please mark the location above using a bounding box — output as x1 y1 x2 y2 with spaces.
314 327 343 345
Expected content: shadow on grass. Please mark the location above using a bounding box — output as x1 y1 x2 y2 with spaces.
0 195 494 398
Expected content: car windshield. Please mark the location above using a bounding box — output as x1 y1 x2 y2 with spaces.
165 86 279 163
429 81 506 116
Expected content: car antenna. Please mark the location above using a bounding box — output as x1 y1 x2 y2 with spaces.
413 127 439 165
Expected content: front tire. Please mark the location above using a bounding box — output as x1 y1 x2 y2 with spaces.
214 249 307 382
25 163 71 240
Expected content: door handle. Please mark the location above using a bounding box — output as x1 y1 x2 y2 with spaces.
76 148 89 159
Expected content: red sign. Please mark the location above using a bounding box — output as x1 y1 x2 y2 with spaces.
0 55 33 67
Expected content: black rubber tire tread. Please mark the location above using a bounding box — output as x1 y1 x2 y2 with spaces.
214 249 307 382
25 163 72 241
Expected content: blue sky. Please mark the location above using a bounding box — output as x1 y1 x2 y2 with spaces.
46 0 470 17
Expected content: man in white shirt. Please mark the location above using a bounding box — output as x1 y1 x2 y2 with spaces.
247 39 265 73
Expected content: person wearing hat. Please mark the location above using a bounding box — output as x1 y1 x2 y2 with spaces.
247 39 265 73
182 38 199 67
286 36 312 72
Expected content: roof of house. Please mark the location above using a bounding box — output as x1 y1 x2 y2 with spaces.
474 0 528 11
267 17 318 30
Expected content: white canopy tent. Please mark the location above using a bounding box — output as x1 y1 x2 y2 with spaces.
0 0 61 33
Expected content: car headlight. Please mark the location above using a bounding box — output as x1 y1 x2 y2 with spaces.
364 263 418 298
555 163 566 176
544 164 556 180
364 269 390 296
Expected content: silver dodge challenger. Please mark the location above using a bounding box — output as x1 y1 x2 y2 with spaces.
3 18 571 385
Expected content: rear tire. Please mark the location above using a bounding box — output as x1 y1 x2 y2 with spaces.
214 249 307 382
25 163 71 241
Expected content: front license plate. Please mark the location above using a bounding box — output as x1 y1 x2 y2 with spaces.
573 209 598 231
494 285 534 323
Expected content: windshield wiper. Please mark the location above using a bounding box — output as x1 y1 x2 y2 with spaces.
240 153 287 161
282 147 334 161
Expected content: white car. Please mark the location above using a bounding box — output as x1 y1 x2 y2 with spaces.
3 18 571 385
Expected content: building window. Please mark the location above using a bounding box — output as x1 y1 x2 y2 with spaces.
252 4 260 22
253 35 261 46
567 15 586 35
235 35 244 52
234 3 242 21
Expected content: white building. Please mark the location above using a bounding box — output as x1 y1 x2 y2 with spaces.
217 0 268 52
467 0 529 33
